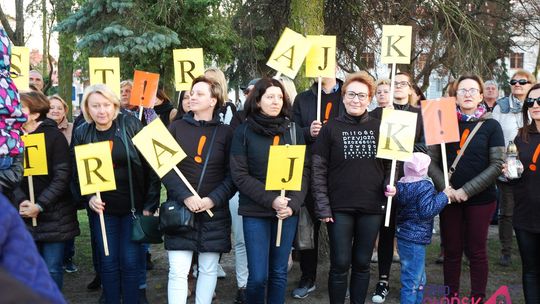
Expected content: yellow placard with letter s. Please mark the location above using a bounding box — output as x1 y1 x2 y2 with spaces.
265 145 306 191
22 133 48 176
132 119 187 178
11 46 30 90
305 35 336 78
376 108 417 161
173 48 204 92
266 28 312 79
74 141 116 195
89 57 121 97
381 25 412 64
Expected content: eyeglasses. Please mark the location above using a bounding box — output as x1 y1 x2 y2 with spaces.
526 97 540 107
510 79 530 86
394 81 410 88
345 91 369 101
456 88 480 96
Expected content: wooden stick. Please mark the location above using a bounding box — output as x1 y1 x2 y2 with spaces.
276 189 285 247
316 76 322 122
28 175 37 227
173 166 214 217
138 105 144 121
96 192 110 256
384 159 397 227
388 63 397 108
441 142 451 204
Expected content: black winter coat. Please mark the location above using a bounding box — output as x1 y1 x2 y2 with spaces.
11 119 80 242
0 153 23 192
162 113 235 253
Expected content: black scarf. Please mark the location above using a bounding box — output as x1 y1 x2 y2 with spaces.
246 112 289 136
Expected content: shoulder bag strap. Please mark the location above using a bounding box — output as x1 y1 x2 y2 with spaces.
289 122 297 145
449 121 484 176
196 126 219 193
120 115 137 216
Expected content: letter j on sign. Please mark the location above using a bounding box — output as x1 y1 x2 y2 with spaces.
381 25 412 64
265 145 306 191
74 141 116 195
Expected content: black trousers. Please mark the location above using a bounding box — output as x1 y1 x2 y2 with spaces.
515 228 540 304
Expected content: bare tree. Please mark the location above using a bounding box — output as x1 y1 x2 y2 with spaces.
0 0 25 45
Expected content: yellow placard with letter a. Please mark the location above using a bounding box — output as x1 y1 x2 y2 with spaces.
75 141 116 195
11 46 30 90
132 119 187 178
265 145 306 191
266 28 312 79
173 48 204 92
89 57 121 97
381 25 412 64
376 108 417 161
22 133 48 176
305 35 336 78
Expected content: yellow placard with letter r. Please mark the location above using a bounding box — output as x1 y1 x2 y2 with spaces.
11 46 30 90
22 133 48 176
376 108 417 161
132 119 187 178
305 35 336 78
173 48 204 92
381 25 412 64
74 141 116 195
265 145 306 191
266 28 312 79
89 57 121 97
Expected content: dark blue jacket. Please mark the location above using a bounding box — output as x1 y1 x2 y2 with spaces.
0 193 66 303
395 180 448 245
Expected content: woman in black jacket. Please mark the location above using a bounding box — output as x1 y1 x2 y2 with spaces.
11 91 79 290
311 71 395 303
230 78 309 303
162 76 235 303
72 84 160 304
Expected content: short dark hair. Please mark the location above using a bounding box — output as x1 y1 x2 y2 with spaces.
243 78 291 119
20 90 50 121
454 74 485 95
518 83 540 143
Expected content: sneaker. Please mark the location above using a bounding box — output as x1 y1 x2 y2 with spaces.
372 281 389 303
291 278 316 299
217 263 226 278
63 258 78 273
235 287 246 304
392 253 400 263
499 255 511 267
146 252 154 270
87 274 101 291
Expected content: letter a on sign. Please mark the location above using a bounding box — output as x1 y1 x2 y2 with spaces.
381 25 412 64
376 108 417 161
173 48 204 92
305 35 336 78
75 141 116 195
266 28 312 79
21 133 48 176
89 57 121 97
11 46 30 90
265 145 306 191
132 119 187 178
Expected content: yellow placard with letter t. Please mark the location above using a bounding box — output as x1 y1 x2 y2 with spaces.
376 108 417 161
74 141 116 195
266 28 312 79
265 145 306 191
89 57 121 97
22 133 48 176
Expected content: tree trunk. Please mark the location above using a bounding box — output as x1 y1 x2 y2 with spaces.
42 0 48 74
0 0 25 45
56 0 75 121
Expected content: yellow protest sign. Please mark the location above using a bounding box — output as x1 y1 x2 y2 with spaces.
132 119 187 178
89 57 121 97
11 46 30 90
381 25 412 64
74 141 116 195
376 108 417 161
22 133 48 176
173 48 204 91
305 35 336 78
265 145 306 191
266 28 312 79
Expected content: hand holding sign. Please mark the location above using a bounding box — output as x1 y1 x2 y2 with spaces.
89 57 121 97
22 133 48 226
266 144 306 246
173 48 204 91
266 28 312 79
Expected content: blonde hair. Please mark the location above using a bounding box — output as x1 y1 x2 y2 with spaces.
120 80 133 88
48 94 68 112
278 76 297 103
376 79 391 87
343 71 376 98
512 69 536 84
204 67 228 102
81 84 121 123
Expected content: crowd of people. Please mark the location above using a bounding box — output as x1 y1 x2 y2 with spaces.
1 25 540 303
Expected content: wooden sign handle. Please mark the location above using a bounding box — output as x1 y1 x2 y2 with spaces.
173 166 214 217
388 63 397 108
28 175 37 227
138 106 144 121
96 191 110 256
384 159 397 227
441 143 451 204
316 76 322 122
276 189 286 247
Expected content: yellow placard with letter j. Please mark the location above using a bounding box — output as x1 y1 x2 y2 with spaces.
265 145 306 191
74 141 116 195
22 133 48 176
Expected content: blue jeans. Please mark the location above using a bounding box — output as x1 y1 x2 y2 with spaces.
139 243 148 289
397 238 426 304
63 238 75 261
243 216 298 304
0 156 12 169
91 212 142 304
87 209 101 275
36 241 65 290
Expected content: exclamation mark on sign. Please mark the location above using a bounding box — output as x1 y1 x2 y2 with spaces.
273 135 280 146
457 128 470 155
438 109 444 135
324 102 333 124
141 80 148 102
194 135 207 163
529 144 540 171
